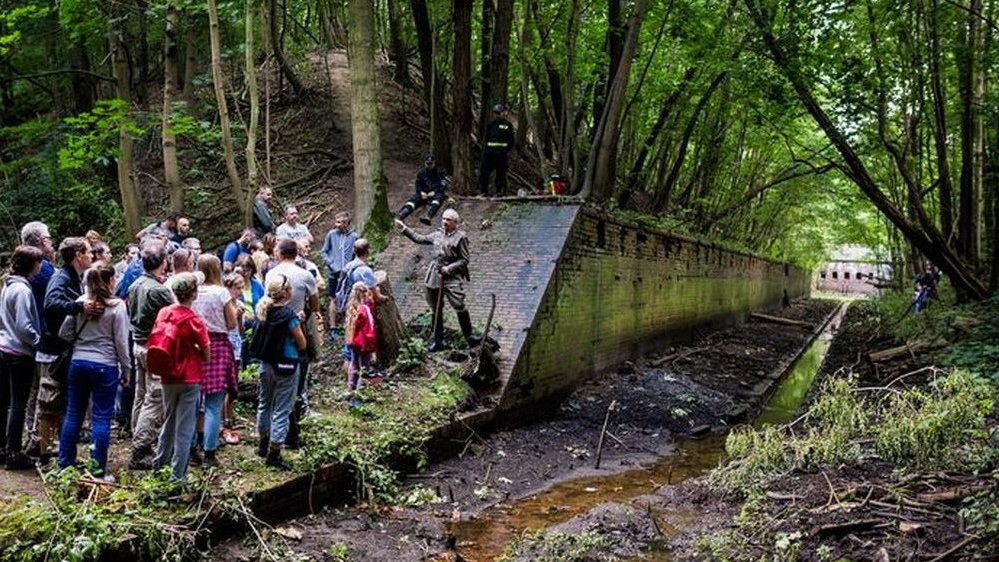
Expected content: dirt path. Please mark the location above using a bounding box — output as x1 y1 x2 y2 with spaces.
212 299 838 561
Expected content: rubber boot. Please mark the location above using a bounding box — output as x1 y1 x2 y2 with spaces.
420 202 439 226
457 310 481 348
256 433 270 458
396 204 414 221
265 443 290 470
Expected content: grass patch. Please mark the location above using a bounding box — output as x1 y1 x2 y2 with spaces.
497 530 611 562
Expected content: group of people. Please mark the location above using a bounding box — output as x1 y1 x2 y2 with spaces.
0 175 482 483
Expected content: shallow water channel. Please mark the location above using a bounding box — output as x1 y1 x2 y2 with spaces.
449 308 844 561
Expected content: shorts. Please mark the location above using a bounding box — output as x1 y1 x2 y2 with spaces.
327 270 343 298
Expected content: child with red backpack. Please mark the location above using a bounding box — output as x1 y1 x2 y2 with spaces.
147 273 210 482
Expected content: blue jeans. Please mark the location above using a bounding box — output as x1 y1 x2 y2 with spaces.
256 362 299 445
202 391 226 452
59 359 119 473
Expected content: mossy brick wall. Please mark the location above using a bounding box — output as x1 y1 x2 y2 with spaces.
377 200 810 417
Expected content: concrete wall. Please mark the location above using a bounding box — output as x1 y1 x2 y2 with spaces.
377 200 811 417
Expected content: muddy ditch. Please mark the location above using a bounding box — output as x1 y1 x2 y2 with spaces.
212 298 840 561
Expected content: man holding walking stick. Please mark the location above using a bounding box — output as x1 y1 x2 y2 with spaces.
395 209 481 352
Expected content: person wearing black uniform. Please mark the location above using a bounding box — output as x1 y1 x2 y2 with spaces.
396 155 449 226
478 103 515 196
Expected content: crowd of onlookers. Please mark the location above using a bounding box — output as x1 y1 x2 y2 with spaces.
0 187 394 483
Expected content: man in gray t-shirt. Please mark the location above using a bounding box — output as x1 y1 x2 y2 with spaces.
275 206 313 243
265 240 319 316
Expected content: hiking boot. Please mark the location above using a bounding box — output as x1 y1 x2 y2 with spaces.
265 445 290 470
419 214 432 226
128 446 154 470
427 340 446 353
4 452 33 471
202 450 218 469
188 447 203 467
256 433 270 458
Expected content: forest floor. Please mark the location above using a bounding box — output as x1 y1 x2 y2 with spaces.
211 299 839 561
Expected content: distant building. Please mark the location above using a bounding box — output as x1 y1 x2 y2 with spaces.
815 245 892 295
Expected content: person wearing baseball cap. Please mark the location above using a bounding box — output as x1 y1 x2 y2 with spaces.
395 154 450 225
478 103 515 196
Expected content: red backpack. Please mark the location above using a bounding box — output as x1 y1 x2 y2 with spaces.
146 306 196 377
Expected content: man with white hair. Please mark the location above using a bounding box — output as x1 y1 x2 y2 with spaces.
19 221 55 458
276 206 313 243
395 209 481 352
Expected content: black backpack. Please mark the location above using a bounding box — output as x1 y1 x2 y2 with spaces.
248 305 295 364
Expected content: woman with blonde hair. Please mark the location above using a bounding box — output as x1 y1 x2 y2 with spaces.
190 254 238 467
248 274 306 469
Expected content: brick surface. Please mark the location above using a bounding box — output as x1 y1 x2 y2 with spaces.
377 201 811 417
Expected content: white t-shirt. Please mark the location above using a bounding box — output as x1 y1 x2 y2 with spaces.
276 222 312 241
192 284 232 333
265 261 318 315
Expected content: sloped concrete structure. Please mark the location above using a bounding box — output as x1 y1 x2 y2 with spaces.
377 199 811 420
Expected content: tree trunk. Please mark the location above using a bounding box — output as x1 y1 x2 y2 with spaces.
208 0 247 216
410 0 434 105
580 0 648 201
374 271 406 368
479 0 494 139
958 0 984 266
111 28 143 236
68 40 95 114
246 0 261 226
927 0 955 245
182 14 199 105
270 0 304 94
451 0 473 194
387 0 410 85
744 0 988 301
136 0 150 105
163 4 184 212
488 0 514 114
606 0 624 86
347 0 392 239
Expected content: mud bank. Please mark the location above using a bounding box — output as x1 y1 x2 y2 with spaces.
212 299 839 561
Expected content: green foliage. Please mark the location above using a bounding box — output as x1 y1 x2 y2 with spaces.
326 541 352 562
59 99 145 170
394 336 428 373
711 370 993 496
497 531 611 562
298 373 469 503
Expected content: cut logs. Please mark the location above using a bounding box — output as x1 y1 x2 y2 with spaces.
867 340 947 363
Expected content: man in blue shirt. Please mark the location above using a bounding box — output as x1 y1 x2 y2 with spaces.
222 228 257 272
321 212 357 329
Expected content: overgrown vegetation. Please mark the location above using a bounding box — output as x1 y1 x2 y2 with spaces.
712 370 993 495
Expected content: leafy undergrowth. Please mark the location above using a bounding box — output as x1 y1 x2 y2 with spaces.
698 365 998 561
0 354 470 561
686 287 999 562
497 530 612 562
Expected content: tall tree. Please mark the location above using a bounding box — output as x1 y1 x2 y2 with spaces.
957 0 984 266
270 0 304 94
111 26 142 235
163 3 184 212
387 0 410 85
451 0 473 193
347 0 391 237
207 0 247 217
486 0 513 120
580 0 649 201
245 0 261 226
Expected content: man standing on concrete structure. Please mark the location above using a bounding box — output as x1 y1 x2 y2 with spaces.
478 104 515 196
128 240 176 469
395 209 481 352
